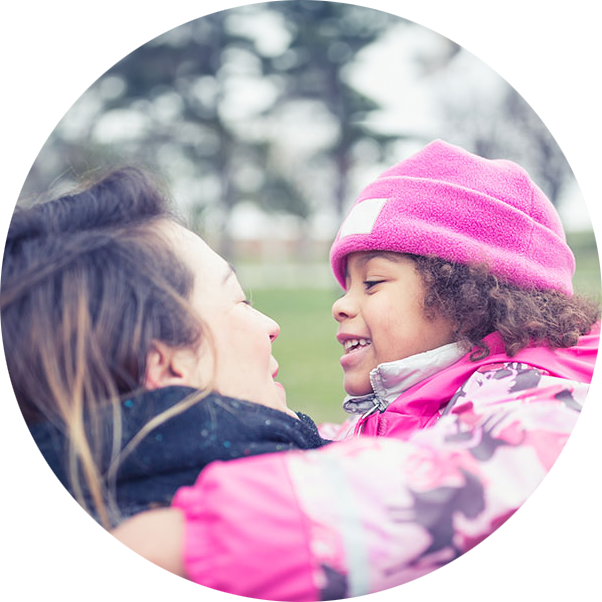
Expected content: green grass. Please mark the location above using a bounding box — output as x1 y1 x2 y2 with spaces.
568 232 601 298
248 287 348 424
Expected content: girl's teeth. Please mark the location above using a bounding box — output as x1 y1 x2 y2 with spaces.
344 338 371 353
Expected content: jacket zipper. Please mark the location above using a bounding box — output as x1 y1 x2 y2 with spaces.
355 402 381 435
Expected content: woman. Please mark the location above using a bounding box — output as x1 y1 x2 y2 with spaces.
0 167 326 528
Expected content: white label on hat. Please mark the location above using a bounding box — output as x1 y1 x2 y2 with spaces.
338 198 387 238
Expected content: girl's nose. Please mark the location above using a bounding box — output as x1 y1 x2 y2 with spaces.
332 293 355 322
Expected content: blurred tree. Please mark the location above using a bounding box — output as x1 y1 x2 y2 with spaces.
63 0 274 255
21 2 402 257
422 11 597 204
265 0 399 219
443 48 579 204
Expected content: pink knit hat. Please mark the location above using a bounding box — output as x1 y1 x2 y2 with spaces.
330 139 575 295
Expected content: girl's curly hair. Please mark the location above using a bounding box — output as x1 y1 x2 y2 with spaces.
409 254 600 360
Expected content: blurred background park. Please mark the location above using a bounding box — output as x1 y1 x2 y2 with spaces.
18 1 600 423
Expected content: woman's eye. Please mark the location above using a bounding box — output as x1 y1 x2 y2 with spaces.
240 289 253 306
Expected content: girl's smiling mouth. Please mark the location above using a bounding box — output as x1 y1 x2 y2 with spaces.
343 338 372 354
339 339 372 370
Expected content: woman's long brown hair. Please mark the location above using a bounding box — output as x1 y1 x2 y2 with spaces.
1 167 206 526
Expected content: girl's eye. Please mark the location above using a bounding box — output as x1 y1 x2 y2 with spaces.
364 280 384 290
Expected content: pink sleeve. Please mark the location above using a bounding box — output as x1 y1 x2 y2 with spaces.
172 452 318 601
172 364 588 599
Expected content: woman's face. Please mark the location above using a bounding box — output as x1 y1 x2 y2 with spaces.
158 221 292 416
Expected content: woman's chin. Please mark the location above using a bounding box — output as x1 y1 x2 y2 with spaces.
273 383 299 419
274 380 287 402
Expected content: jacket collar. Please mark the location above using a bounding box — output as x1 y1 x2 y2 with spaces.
342 342 468 415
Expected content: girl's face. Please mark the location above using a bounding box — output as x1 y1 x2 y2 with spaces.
157 221 292 416
332 252 456 396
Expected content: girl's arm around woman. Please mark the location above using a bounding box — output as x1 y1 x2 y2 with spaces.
43 363 602 602
114 357 594 600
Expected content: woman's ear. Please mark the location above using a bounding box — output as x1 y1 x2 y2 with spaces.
144 340 198 390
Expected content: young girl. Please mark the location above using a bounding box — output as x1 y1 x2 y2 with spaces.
106 142 600 600
1 167 326 528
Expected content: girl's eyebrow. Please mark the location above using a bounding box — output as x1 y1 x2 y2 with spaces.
356 252 398 267
345 252 401 280
345 253 383 280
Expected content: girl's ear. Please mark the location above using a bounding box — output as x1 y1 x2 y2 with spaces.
144 340 198 390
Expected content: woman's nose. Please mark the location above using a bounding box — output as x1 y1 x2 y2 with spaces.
266 315 280 342
252 305 280 342
332 293 354 322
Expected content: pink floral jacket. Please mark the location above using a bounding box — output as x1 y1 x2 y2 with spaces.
171 328 598 600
